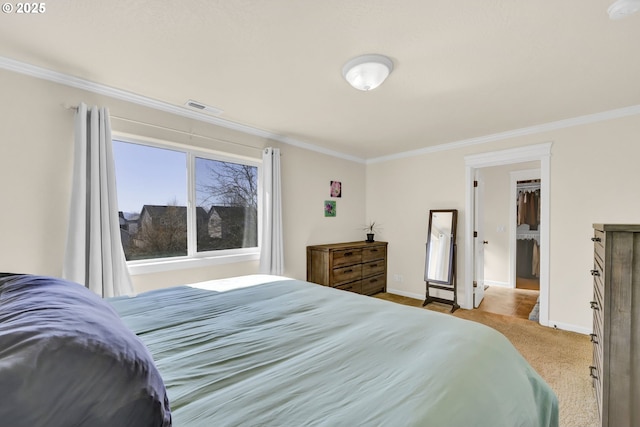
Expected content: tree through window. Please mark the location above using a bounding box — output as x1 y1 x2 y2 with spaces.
113 139 259 262
195 157 258 251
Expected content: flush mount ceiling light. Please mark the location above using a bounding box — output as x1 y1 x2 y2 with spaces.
342 54 394 91
608 0 640 19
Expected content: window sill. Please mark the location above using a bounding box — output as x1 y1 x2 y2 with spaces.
127 251 260 275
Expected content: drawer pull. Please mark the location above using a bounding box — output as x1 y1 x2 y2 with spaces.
591 237 601 242
344 252 353 257
590 301 599 310
343 269 353 274
590 333 598 344
370 249 378 252
589 365 598 379
370 278 378 283
370 264 378 268
590 269 600 277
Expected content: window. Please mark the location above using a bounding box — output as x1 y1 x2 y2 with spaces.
195 157 258 252
112 138 260 269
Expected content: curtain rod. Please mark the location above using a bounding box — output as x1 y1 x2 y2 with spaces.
64 104 264 152
110 115 264 151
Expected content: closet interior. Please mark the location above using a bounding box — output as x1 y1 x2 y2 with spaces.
516 179 540 290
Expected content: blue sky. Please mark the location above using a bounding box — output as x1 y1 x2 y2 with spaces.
112 140 186 213
112 140 253 214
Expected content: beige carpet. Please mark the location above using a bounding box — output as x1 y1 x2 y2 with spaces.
374 294 599 427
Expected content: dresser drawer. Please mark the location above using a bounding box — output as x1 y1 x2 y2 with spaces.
335 280 362 294
362 259 385 277
592 364 602 418
361 274 386 295
362 245 386 262
591 350 602 421
591 350 602 386
593 229 605 258
592 289 603 338
593 271 604 311
331 264 362 285
307 241 388 296
592 313 603 363
594 243 605 269
332 249 362 267
592 255 605 287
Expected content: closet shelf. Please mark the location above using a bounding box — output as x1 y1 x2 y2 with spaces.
517 232 540 242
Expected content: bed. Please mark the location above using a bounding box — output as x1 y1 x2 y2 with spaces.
0 273 558 427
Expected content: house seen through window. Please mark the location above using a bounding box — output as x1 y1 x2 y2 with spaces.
113 139 259 262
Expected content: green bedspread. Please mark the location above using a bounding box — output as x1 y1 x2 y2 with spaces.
109 276 558 427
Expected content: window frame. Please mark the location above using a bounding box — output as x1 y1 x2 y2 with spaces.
112 134 262 276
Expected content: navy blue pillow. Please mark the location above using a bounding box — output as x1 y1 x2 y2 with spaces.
0 274 171 427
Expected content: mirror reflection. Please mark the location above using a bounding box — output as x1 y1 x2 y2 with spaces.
426 212 453 282
424 210 457 285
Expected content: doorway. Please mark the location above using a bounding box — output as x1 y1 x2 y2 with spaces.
512 171 541 294
464 143 551 327
472 167 541 320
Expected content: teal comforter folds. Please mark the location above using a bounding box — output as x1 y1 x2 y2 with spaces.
109 278 558 427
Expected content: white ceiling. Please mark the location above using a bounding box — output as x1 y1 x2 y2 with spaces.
1 0 639 160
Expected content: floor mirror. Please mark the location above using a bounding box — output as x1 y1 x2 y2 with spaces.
423 209 459 312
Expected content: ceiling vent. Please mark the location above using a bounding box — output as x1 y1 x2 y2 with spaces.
184 99 224 116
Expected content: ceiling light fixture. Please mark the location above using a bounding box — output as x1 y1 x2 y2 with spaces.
342 54 394 91
608 0 640 19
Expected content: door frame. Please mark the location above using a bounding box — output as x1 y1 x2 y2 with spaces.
464 142 552 326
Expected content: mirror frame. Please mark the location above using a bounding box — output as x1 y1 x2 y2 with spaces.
424 209 458 285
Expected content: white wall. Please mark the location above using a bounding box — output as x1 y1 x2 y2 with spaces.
4 66 640 332
0 69 366 293
367 116 640 331
279 143 367 281
482 161 538 287
365 149 465 300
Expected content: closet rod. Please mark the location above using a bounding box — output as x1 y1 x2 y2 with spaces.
517 181 541 191
518 183 540 190
64 104 264 152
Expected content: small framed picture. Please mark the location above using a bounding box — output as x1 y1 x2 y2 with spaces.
324 200 336 217
330 180 342 198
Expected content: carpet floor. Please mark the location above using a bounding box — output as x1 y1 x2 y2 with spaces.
374 293 599 427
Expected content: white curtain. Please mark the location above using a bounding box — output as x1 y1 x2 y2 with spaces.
63 103 133 297
259 147 284 275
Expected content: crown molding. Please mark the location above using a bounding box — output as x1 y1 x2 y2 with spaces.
2 56 639 166
367 104 640 164
464 142 552 167
0 56 366 164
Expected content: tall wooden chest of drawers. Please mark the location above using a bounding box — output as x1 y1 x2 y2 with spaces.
590 224 640 427
306 241 387 296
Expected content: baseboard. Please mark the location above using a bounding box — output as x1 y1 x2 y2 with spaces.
483 280 513 288
388 289 592 335
547 320 591 335
385 287 424 301
387 287 471 309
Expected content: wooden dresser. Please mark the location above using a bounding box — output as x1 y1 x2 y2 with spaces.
590 224 640 427
306 241 387 295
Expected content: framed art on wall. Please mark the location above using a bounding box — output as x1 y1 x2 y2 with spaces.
330 181 342 198
324 200 336 217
